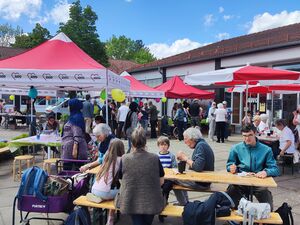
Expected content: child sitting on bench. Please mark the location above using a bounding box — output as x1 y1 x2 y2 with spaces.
86 139 125 225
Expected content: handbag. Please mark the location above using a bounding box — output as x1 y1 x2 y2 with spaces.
236 197 271 225
44 175 70 196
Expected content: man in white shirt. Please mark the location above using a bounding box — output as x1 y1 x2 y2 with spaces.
275 119 295 156
116 101 129 138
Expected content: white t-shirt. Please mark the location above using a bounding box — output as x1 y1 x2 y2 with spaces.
258 121 269 134
214 108 227 122
117 105 129 122
92 157 121 193
279 126 295 154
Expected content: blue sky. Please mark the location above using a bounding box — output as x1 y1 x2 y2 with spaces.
0 0 300 58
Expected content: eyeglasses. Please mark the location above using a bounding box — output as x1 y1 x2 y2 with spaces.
242 134 254 138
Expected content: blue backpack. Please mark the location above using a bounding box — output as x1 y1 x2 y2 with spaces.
17 166 48 201
65 207 91 225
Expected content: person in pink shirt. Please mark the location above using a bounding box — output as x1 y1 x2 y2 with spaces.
87 139 125 225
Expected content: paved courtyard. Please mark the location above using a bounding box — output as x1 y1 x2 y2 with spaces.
0 127 300 225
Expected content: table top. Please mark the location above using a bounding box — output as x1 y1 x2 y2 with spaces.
86 166 277 188
86 165 100 175
257 135 279 142
164 168 277 188
9 134 62 147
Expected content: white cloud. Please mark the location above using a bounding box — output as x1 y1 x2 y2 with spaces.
223 15 234 21
216 32 230 40
0 0 42 21
49 0 70 24
219 7 224 13
31 0 70 26
147 38 208 59
248 10 300 33
204 14 215 26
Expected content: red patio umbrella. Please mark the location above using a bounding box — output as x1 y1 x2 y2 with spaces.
155 76 214 99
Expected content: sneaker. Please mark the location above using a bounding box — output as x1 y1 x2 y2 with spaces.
86 193 103 203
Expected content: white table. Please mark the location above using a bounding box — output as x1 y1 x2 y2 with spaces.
9 134 62 159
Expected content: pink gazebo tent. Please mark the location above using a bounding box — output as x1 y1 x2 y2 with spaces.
0 32 130 92
155 76 214 99
120 71 164 98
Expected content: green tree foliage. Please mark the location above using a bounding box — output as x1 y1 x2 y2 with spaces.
0 23 22 47
106 35 156 64
13 23 51 49
58 0 109 67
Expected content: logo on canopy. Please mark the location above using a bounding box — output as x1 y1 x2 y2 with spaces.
0 73 6 79
42 73 53 80
75 74 85 81
27 73 38 80
91 74 101 81
11 72 22 80
58 74 69 81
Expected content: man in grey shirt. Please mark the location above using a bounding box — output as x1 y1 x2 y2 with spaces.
82 94 94 133
175 127 215 205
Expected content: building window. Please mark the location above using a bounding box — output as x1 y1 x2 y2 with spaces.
273 63 300 72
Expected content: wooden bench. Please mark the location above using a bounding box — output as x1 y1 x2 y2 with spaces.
172 184 227 192
73 196 282 224
278 154 296 175
0 146 9 154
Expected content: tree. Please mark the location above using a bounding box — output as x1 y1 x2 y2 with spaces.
0 23 22 47
58 0 109 67
106 35 156 64
13 23 51 49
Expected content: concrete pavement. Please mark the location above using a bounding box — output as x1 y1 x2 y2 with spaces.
0 127 300 225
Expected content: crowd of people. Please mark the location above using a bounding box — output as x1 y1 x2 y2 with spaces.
41 96 300 225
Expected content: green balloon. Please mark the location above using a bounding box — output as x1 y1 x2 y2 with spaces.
100 89 106 100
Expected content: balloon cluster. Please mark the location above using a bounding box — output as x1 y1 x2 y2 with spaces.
155 97 167 103
111 89 126 102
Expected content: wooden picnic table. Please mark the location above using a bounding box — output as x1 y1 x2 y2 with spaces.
87 166 277 188
86 165 100 174
164 168 277 188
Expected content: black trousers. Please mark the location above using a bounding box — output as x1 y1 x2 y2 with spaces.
226 184 274 211
216 121 226 142
116 121 125 138
150 119 157 138
177 120 184 141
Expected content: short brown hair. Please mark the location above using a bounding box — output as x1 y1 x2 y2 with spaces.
131 127 147 149
157 136 170 147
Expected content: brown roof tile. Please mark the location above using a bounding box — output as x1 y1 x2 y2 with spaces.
0 46 27 60
129 23 300 72
108 59 140 74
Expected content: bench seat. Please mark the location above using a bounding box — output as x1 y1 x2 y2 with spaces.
73 196 282 224
172 184 227 192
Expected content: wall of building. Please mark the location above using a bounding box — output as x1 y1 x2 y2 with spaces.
221 46 300 68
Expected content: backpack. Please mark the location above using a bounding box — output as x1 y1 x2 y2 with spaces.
274 202 294 225
65 207 91 225
17 166 48 201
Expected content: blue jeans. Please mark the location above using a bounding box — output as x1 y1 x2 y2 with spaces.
131 214 154 225
91 188 118 200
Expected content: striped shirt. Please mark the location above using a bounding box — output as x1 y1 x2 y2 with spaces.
158 151 177 168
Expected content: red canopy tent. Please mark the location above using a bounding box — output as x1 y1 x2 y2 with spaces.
0 32 130 92
120 71 164 98
155 76 214 99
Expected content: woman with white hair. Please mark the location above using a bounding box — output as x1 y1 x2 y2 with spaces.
214 103 227 143
258 114 270 134
175 127 215 205
80 123 115 172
